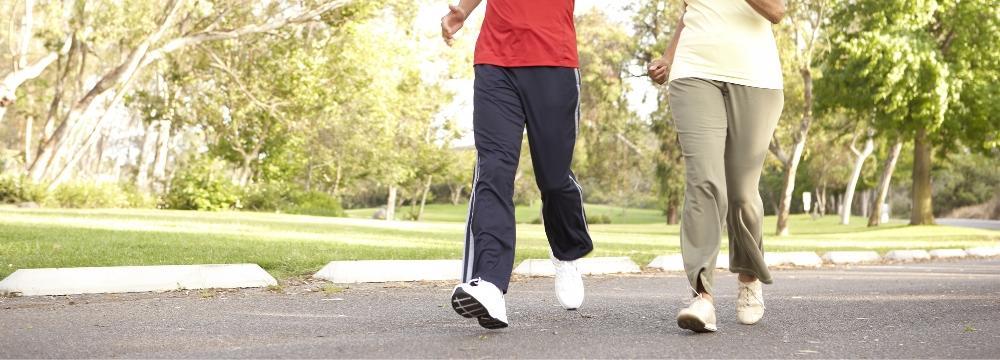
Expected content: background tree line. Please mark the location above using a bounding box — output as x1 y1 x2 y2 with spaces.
0 0 996 230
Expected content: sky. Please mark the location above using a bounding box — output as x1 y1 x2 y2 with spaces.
415 1 661 147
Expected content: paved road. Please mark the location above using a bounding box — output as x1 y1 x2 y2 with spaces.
937 218 1000 231
2 259 999 359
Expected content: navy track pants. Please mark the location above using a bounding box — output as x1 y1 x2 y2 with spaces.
461 64 594 293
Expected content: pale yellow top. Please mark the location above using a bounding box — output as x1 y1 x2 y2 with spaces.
669 0 783 89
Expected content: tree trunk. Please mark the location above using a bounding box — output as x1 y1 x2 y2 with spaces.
305 158 313 192
861 190 871 218
775 67 814 236
332 162 342 195
666 202 679 225
152 120 171 180
23 116 34 165
841 132 875 225
386 185 397 221
417 175 433 221
835 193 843 216
449 184 464 205
910 126 935 225
815 185 827 217
776 144 804 236
135 122 159 191
237 157 254 187
868 138 903 226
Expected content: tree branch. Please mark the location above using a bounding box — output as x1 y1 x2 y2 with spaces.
769 134 790 164
140 0 352 69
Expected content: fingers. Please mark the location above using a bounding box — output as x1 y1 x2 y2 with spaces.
440 17 456 46
648 67 668 85
440 4 465 46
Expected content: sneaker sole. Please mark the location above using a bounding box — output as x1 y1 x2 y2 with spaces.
451 287 508 330
676 313 717 333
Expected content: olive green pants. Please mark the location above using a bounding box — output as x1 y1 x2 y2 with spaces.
668 77 783 295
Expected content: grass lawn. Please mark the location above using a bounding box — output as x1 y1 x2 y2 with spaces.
1 205 996 280
346 202 665 224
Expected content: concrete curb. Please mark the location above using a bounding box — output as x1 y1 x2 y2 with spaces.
929 249 968 259
822 251 881 265
966 247 1000 257
647 253 729 271
313 260 461 284
513 257 641 277
885 250 932 261
647 254 684 271
764 252 823 267
0 264 277 297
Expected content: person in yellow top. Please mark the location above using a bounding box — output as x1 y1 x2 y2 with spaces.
648 0 786 333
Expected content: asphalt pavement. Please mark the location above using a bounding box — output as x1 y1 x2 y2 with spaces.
937 218 1000 231
2 259 999 358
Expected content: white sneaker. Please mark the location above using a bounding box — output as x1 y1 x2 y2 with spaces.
676 296 718 332
736 279 765 325
450 278 508 329
552 253 584 310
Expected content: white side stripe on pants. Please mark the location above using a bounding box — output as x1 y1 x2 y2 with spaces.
569 174 590 233
461 156 481 282
574 68 581 137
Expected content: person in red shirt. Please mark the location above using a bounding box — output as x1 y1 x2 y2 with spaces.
442 0 593 329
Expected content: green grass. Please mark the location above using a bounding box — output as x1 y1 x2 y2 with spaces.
346 202 666 224
0 205 996 280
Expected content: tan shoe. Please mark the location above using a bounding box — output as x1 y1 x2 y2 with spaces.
676 296 718 332
736 279 765 325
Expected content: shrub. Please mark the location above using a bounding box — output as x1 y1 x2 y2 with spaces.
51 182 130 208
0 176 48 204
165 158 239 211
288 190 345 217
119 183 159 208
586 214 612 225
242 182 295 211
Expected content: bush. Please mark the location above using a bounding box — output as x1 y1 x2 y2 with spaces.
240 183 345 217
0 176 48 204
586 214 612 225
119 183 159 208
288 190 345 217
165 158 239 211
51 182 130 208
242 182 295 211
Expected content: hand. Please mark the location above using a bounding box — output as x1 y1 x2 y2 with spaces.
648 57 671 85
441 4 467 46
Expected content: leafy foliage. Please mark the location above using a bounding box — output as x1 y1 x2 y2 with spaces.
164 157 240 211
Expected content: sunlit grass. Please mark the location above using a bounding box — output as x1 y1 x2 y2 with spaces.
1 206 996 280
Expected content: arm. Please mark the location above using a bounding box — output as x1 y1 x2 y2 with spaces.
441 0 484 46
648 10 685 85
745 0 786 24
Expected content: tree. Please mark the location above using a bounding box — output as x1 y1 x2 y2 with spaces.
629 0 686 224
817 0 1000 225
769 0 833 236
23 0 352 188
841 127 874 224
0 0 71 126
576 9 652 211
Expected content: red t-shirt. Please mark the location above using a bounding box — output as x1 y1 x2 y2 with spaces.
474 0 578 68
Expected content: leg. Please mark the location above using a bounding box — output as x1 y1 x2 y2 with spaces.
668 78 729 297
723 82 783 285
462 65 526 293
515 66 593 261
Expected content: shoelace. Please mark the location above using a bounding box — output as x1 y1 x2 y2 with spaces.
683 285 705 305
739 283 766 309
